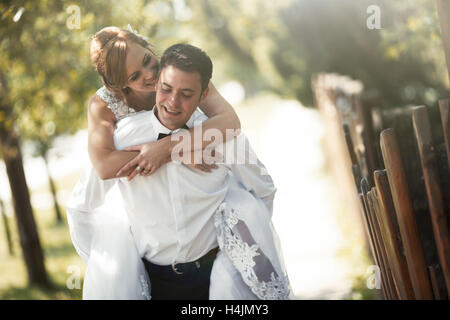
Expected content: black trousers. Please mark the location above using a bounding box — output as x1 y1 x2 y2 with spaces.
142 248 218 300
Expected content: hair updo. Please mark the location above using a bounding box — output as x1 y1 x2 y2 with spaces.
90 26 156 103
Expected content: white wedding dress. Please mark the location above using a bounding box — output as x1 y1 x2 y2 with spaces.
67 86 292 300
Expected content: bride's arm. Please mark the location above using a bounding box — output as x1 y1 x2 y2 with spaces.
197 82 241 142
88 93 219 180
87 95 140 180
89 82 240 180
116 82 241 179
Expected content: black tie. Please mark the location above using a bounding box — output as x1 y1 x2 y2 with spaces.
157 125 189 140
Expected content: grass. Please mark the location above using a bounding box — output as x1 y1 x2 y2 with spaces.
0 173 85 300
333 200 380 300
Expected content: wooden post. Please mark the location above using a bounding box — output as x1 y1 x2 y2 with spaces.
436 0 450 82
361 179 390 299
359 193 380 272
312 74 369 257
343 124 363 192
428 265 443 299
380 128 433 299
355 93 381 186
368 187 398 299
374 170 415 299
412 106 450 297
440 99 450 171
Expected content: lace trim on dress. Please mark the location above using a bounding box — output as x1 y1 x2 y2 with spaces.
96 86 137 121
139 275 151 300
214 203 291 300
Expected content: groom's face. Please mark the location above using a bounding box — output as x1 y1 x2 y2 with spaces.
155 65 208 130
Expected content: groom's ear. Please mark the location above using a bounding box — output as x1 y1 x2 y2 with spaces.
199 87 209 103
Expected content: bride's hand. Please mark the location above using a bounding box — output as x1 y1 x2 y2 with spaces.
116 140 171 181
116 141 220 181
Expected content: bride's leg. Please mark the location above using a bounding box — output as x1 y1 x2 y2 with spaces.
214 203 291 300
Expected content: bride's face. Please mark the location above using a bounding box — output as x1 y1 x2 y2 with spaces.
125 42 159 94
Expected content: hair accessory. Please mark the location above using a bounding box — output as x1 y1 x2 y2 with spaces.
127 24 148 41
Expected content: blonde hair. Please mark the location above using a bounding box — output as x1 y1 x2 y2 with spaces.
90 26 156 104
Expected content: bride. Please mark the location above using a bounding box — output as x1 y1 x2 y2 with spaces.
67 26 291 300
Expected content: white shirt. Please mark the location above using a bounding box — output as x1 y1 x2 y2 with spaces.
112 107 275 265
66 106 292 299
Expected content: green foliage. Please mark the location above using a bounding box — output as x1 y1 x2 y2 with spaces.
349 274 380 300
0 0 166 150
379 0 448 106
1 0 449 139
1 1 97 152
181 0 450 108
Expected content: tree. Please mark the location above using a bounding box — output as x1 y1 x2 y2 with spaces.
0 0 102 287
0 198 14 256
0 0 167 286
183 0 450 108
0 68 48 286
29 139 65 224
13 0 166 225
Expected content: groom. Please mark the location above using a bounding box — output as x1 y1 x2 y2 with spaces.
66 43 289 300
112 44 285 299
139 44 221 299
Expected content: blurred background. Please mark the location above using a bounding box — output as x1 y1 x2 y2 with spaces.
0 0 449 299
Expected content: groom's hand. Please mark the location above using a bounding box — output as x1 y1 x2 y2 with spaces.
181 148 220 173
184 162 218 173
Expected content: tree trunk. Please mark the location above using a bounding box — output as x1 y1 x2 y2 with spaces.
0 198 14 256
0 135 50 287
43 151 63 224
0 70 50 287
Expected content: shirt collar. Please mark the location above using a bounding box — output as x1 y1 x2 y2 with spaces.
150 105 196 134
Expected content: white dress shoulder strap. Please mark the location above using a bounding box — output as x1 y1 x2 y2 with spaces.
96 86 137 121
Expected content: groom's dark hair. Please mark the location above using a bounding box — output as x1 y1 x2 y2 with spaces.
159 43 212 93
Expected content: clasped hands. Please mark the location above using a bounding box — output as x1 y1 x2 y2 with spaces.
116 140 222 181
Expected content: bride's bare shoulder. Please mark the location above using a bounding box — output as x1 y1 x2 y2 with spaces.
88 94 115 122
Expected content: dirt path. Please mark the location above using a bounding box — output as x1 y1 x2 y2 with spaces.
235 94 355 299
